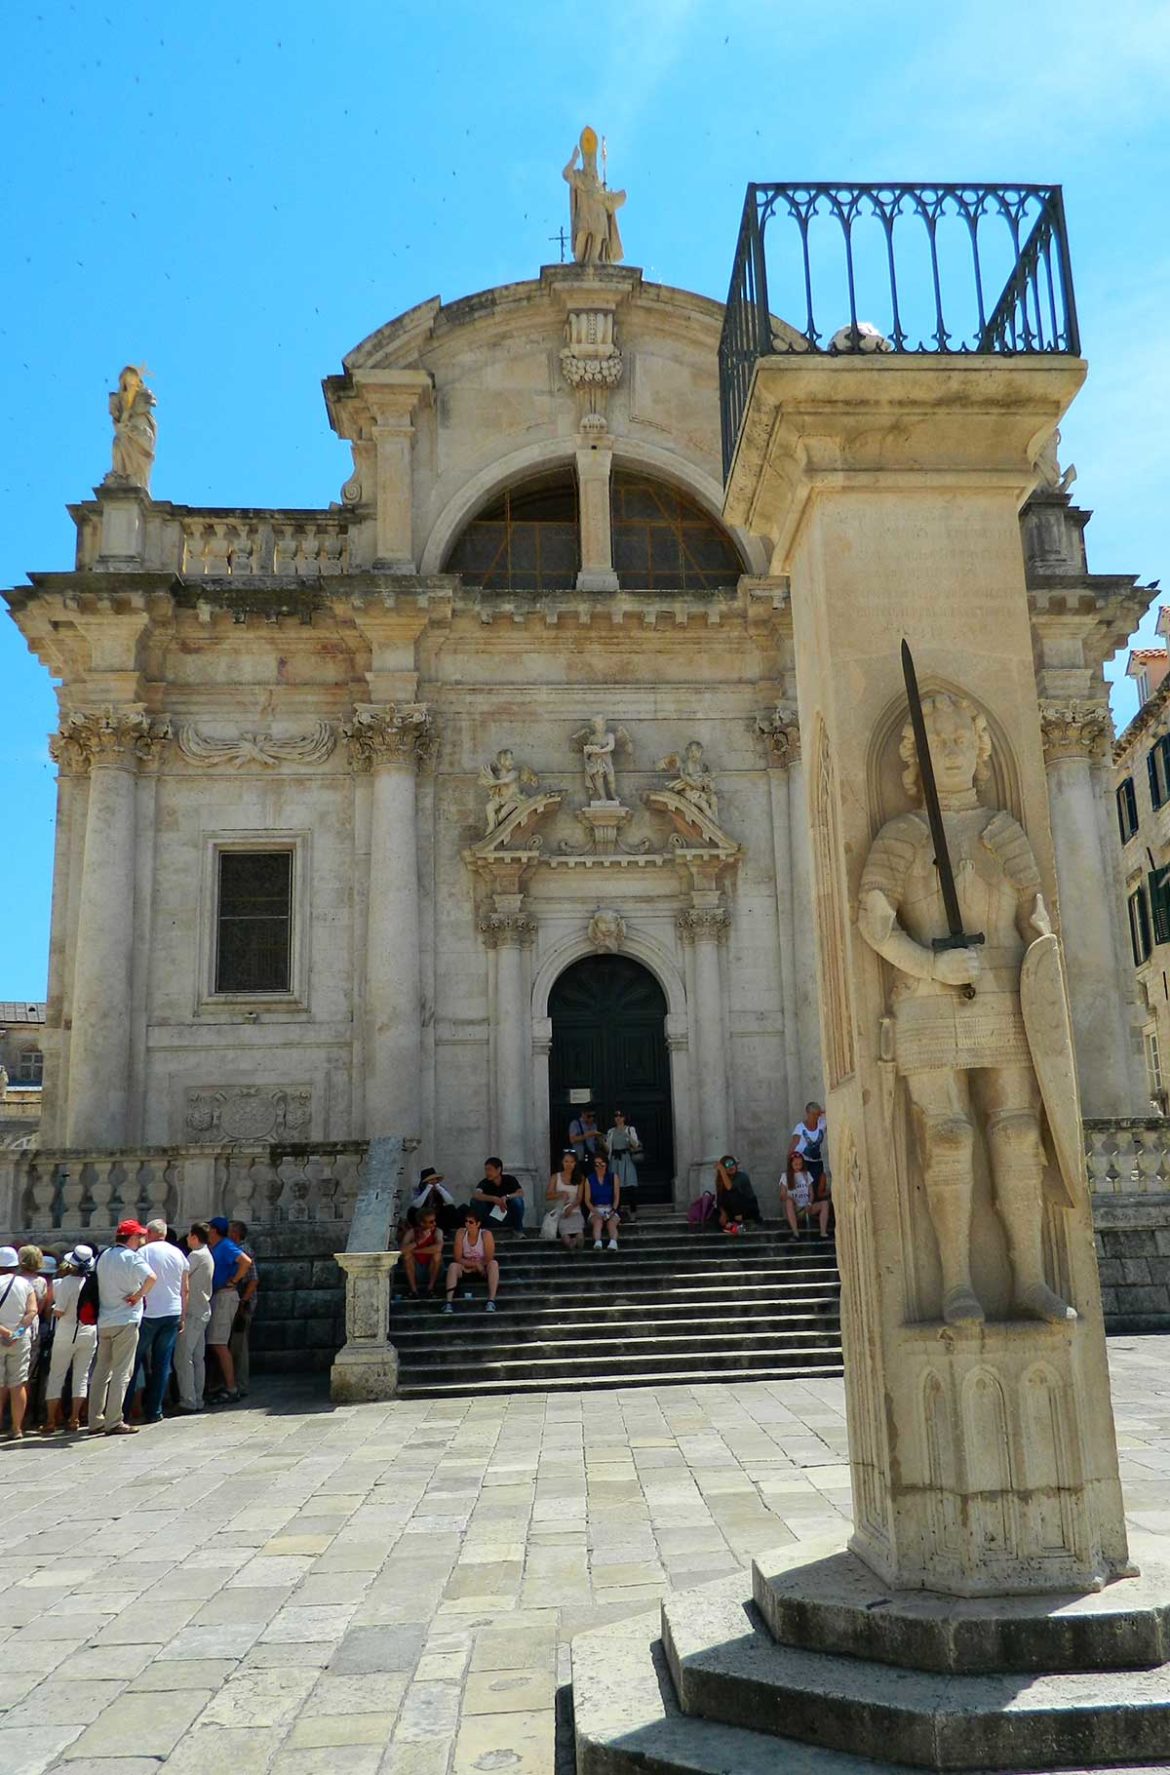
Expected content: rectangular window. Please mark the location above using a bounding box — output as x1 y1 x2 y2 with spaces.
214 851 293 993
1129 884 1153 966
1146 1028 1163 1098
16 1050 43 1084
1117 777 1139 843
1148 736 1170 810
1151 867 1170 946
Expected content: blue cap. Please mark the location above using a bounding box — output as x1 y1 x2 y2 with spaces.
209 1216 230 1234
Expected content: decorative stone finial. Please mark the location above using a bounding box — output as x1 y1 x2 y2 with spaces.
562 126 626 265
104 365 157 492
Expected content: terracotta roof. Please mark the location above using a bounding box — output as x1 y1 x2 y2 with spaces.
0 1001 46 1024
1116 670 1170 760
1129 648 1167 664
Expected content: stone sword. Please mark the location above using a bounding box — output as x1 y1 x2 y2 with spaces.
900 639 985 999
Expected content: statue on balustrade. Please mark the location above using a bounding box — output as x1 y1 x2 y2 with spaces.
858 689 1080 1328
478 748 541 833
105 364 157 491
562 126 625 265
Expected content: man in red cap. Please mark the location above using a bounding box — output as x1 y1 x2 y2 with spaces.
88 1221 155 1436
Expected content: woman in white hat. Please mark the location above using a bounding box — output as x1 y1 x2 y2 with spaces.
44 1246 98 1434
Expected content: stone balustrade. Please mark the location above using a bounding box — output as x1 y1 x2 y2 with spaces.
0 1140 369 1240
180 513 350 578
1084 1119 1170 1195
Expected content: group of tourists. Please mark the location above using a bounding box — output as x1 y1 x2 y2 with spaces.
0 1215 257 1441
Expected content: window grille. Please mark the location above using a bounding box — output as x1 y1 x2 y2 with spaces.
611 474 743 590
445 474 579 592
215 851 293 993
1146 1028 1163 1099
1117 777 1138 844
1129 884 1153 966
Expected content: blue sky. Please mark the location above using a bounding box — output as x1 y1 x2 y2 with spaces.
2 0 1168 998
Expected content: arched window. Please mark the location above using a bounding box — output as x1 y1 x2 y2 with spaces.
611 472 743 590
445 471 579 592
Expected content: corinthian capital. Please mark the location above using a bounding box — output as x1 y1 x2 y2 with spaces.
755 704 801 767
343 703 436 772
676 906 731 944
479 910 537 949
1039 701 1111 765
50 707 171 774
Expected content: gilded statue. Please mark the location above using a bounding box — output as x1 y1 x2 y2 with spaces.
858 690 1077 1328
105 364 157 491
562 126 625 266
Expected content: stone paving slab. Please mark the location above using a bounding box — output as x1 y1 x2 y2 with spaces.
0 1336 1168 1774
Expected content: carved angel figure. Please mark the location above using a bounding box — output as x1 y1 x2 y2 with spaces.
105 364 157 490
659 739 717 820
857 691 1076 1328
572 715 631 803
478 747 540 833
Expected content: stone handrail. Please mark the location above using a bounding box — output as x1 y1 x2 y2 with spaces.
180 512 350 578
1084 1119 1170 1194
0 1140 369 1240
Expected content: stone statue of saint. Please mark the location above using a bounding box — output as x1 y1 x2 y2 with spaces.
1034 426 1077 495
857 690 1076 1328
659 740 717 820
105 365 157 491
478 748 539 833
562 126 625 266
573 715 630 803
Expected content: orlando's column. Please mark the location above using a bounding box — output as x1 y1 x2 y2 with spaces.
726 350 1128 1594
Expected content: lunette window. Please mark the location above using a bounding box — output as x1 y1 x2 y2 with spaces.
215 851 293 993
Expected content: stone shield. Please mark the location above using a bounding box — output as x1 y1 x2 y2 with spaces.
1020 931 1082 1210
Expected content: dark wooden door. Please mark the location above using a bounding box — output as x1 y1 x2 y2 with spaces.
549 956 674 1202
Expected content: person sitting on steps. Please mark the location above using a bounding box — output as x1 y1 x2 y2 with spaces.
472 1158 527 1235
401 1208 444 1299
585 1150 621 1250
443 1209 500 1313
715 1156 762 1232
546 1150 586 1249
780 1149 830 1240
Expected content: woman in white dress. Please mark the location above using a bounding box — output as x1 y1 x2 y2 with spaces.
545 1150 586 1249
606 1110 642 1222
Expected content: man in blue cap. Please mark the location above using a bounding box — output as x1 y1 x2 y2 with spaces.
205 1217 253 1404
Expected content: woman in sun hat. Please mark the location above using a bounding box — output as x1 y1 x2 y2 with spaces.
44 1245 97 1434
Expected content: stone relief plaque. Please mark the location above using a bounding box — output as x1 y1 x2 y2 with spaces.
184 1085 312 1144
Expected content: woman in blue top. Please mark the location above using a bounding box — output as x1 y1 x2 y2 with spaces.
584 1150 621 1251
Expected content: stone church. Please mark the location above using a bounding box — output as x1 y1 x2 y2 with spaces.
2 170 1152 1217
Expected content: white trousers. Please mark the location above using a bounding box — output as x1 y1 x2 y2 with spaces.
46 1323 98 1403
174 1311 209 1409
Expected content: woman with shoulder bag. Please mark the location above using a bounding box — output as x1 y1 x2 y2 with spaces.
606 1109 642 1223
543 1150 585 1248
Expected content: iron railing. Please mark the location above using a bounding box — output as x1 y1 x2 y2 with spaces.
718 183 1080 477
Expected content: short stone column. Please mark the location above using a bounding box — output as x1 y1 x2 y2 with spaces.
575 433 619 592
361 371 432 571
345 705 434 1139
483 909 537 1204
1042 701 1141 1114
54 709 168 1148
331 1252 399 1402
679 906 732 1160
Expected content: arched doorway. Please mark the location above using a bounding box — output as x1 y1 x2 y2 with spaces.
548 955 674 1202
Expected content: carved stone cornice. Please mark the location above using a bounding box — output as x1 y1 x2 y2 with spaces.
478 911 538 949
756 704 801 767
676 906 731 945
1040 700 1111 765
50 707 171 775
342 703 436 772
177 721 337 769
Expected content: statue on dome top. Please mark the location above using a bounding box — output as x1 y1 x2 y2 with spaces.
563 126 625 266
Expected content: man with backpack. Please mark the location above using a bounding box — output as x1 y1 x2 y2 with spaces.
88 1220 155 1436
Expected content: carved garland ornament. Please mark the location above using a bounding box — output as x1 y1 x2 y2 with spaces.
1039 701 1111 764
177 721 337 769
342 703 436 771
50 708 171 774
560 310 623 391
184 1084 312 1144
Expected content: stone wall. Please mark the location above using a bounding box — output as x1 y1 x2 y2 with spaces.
250 1222 346 1374
1094 1194 1170 1334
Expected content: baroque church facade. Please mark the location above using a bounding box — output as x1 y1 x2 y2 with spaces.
3 230 1152 1212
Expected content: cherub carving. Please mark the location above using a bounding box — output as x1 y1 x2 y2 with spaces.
659 740 717 820
572 715 631 803
478 747 540 833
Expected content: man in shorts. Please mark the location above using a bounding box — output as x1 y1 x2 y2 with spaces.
205 1217 253 1405
0 1245 39 1439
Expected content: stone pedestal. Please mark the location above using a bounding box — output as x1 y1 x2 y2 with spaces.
330 1251 399 1402
725 355 1128 1596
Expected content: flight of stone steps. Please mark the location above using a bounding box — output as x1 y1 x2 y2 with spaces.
387 1207 842 1397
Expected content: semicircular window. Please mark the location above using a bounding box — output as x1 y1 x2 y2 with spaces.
445 471 579 592
612 472 744 590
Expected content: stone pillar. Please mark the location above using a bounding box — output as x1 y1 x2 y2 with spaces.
331 1252 399 1402
759 704 823 1118
345 704 434 1141
1042 701 1139 1115
575 433 619 592
55 710 168 1149
725 355 1128 1595
361 372 432 571
483 910 537 1205
679 907 731 1161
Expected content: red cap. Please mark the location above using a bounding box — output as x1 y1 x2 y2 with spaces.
117 1219 147 1239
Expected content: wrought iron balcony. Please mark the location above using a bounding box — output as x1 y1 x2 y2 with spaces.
718 183 1080 478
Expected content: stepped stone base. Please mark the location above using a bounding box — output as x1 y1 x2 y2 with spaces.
573 1537 1170 1774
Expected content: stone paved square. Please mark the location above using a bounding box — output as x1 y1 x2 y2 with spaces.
3 1337 1169 1774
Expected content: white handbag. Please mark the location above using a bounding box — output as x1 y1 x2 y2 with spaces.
540 1207 562 1242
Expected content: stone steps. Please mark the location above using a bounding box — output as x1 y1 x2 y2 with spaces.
390 1220 843 1396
